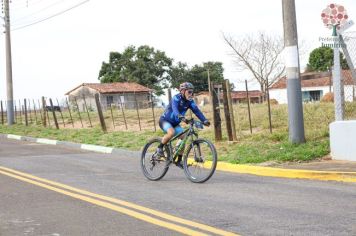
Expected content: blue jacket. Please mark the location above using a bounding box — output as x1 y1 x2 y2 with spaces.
160 94 207 126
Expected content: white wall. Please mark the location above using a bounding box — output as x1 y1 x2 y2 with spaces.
269 89 287 104
270 86 333 104
270 85 356 104
344 85 356 102
330 121 356 161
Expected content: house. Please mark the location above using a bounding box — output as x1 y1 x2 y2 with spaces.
65 82 152 111
269 70 356 104
229 91 264 104
194 90 264 105
195 92 210 106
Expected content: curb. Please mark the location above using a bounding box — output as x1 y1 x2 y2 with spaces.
0 133 139 158
216 162 356 183
1 133 356 183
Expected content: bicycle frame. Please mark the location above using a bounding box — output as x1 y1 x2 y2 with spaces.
166 120 199 162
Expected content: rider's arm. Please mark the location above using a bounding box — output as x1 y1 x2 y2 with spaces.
172 95 181 119
189 101 207 122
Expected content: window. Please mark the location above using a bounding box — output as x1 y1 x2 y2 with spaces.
309 90 322 101
302 90 323 102
106 96 113 107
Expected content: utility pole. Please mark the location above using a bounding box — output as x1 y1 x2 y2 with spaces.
207 69 211 94
4 0 14 125
282 0 305 143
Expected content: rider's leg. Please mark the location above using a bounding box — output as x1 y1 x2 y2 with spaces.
161 127 175 145
156 128 175 157
174 126 185 168
156 119 175 156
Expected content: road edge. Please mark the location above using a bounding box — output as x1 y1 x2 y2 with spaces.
1 133 355 183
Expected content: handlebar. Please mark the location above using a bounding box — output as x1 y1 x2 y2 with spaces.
183 118 208 128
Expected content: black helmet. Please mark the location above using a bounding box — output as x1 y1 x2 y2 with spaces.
179 82 194 91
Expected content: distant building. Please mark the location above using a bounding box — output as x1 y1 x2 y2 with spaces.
195 90 264 106
65 82 152 111
269 70 356 104
229 91 264 104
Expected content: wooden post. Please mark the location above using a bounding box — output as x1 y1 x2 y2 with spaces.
65 98 74 128
118 95 128 130
41 97 47 127
109 104 115 129
56 98 65 127
74 97 84 128
49 98 59 129
4 101 7 124
168 88 172 104
37 99 43 125
26 100 31 124
95 94 107 133
266 79 272 134
44 98 51 127
245 80 252 134
226 80 237 141
210 82 222 141
222 81 233 141
150 93 156 132
14 105 17 123
32 99 38 124
0 101 3 125
19 100 22 124
82 95 92 128
46 107 51 127
134 92 142 131
24 99 28 126
28 99 33 124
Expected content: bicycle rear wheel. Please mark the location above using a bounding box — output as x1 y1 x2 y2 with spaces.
141 138 170 181
183 138 217 183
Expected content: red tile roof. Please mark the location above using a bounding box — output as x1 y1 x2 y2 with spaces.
230 90 264 99
270 70 355 89
196 90 263 99
65 82 152 95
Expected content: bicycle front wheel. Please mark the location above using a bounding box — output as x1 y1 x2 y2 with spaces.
141 138 170 181
183 138 217 183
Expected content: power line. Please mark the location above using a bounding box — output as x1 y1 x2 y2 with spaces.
12 0 66 24
8 0 45 11
11 0 89 31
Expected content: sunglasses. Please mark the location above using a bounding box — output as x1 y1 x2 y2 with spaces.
187 90 194 95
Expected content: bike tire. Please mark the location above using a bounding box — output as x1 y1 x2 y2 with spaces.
140 138 170 181
183 138 217 183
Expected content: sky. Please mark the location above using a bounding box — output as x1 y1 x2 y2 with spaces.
0 0 355 102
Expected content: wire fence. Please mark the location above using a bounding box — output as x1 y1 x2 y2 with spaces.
342 31 356 120
0 73 356 141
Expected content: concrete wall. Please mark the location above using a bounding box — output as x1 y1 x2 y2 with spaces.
67 86 151 111
68 86 97 112
270 86 332 104
101 93 151 109
270 85 355 104
330 121 356 161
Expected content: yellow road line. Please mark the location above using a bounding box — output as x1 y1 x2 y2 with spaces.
216 162 356 183
186 159 356 182
0 169 208 236
0 166 239 236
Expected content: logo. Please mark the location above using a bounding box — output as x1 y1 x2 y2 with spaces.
321 3 348 36
320 3 350 48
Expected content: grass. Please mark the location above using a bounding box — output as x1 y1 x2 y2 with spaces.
1 101 355 165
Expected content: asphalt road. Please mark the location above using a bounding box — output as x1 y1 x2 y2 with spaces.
0 138 355 236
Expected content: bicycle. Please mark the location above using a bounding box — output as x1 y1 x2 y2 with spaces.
140 118 217 183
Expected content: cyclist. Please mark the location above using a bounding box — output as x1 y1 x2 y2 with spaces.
156 82 210 168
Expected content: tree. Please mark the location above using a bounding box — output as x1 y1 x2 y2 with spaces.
306 46 349 72
98 45 173 95
223 32 285 96
170 61 225 93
